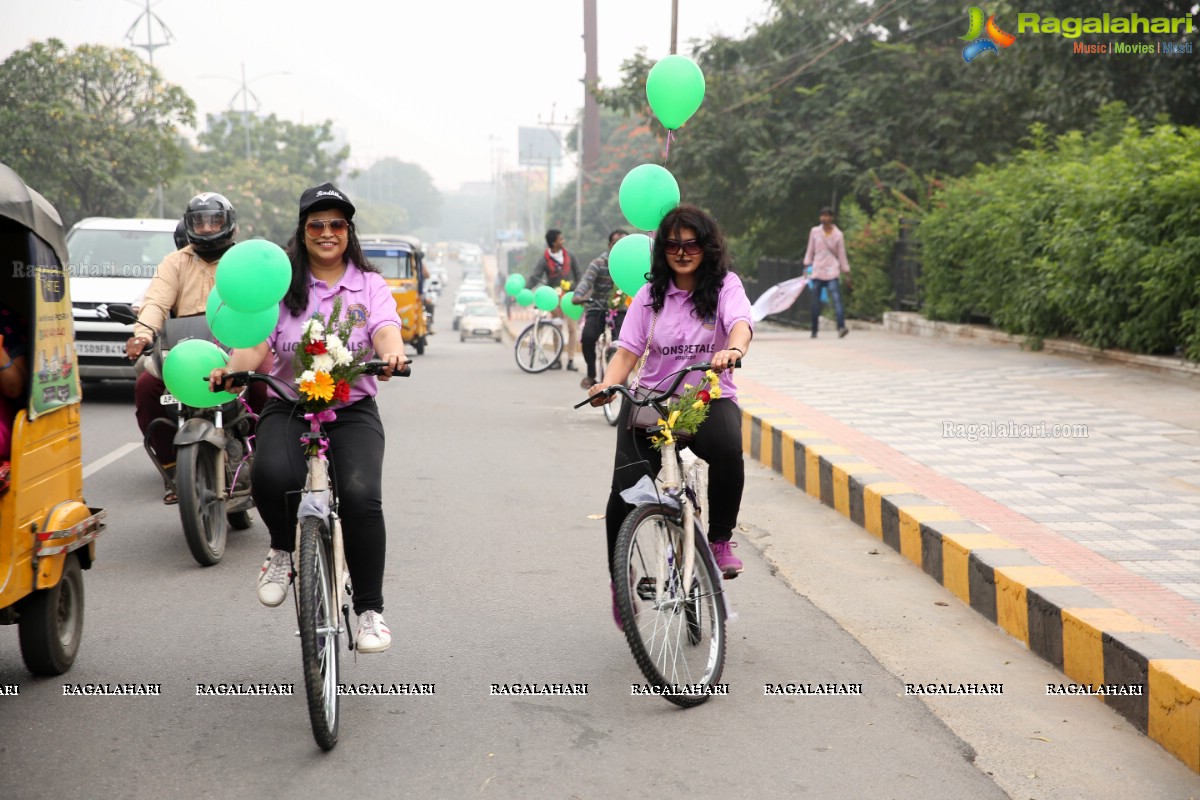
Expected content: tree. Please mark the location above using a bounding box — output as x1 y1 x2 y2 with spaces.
0 39 195 226
346 158 442 231
163 112 354 243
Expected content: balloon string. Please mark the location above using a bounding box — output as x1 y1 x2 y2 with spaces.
663 130 675 161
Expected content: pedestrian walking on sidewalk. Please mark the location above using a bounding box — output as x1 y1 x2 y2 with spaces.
589 204 754 625
529 228 581 371
803 206 852 338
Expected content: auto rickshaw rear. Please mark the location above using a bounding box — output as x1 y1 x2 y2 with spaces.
359 234 430 354
0 162 105 675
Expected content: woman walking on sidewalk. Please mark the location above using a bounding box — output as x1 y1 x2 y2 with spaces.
589 204 753 623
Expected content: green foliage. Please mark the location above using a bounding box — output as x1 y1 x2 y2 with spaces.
0 39 195 226
837 200 895 321
197 111 348 181
346 157 441 232
920 104 1200 359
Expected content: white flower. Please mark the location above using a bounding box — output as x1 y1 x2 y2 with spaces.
312 353 334 372
303 318 325 338
299 369 316 385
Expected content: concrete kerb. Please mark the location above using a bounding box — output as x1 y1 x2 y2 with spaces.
738 399 1200 773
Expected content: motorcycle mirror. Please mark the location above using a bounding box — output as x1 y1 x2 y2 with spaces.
103 303 138 325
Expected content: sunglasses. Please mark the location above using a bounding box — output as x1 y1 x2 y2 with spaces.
664 238 703 256
306 219 351 236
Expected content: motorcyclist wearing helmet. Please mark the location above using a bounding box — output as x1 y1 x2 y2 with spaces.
125 192 259 504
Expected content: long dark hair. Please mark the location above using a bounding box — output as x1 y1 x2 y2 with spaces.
647 204 729 318
282 217 379 316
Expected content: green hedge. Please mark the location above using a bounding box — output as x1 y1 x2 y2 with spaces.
919 107 1200 360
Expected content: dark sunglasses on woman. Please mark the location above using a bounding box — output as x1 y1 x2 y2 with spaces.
664 238 703 256
306 219 351 236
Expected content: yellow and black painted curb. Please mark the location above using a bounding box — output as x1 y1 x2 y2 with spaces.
740 398 1200 773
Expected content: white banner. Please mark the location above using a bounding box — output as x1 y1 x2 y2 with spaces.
750 276 808 322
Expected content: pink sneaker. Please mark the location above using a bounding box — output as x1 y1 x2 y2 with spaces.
710 540 743 579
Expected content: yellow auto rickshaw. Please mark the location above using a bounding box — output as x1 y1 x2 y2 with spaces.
359 234 430 355
0 162 105 675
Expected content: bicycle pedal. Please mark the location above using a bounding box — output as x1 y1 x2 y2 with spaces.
636 577 659 601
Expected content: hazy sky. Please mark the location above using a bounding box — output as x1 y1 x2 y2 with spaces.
4 0 774 191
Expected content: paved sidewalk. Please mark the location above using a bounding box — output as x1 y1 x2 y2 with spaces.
737 323 1200 771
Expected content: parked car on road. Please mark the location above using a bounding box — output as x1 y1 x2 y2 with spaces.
67 217 178 380
459 302 503 342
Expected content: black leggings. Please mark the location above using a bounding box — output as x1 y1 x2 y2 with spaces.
252 398 387 614
604 397 744 574
580 310 625 380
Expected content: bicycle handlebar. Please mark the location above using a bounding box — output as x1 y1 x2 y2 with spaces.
207 359 411 398
572 359 741 410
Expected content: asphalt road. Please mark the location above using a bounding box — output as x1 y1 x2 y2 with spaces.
1 286 1196 799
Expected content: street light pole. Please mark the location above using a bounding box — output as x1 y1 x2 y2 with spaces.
125 0 174 217
670 0 679 55
241 62 251 161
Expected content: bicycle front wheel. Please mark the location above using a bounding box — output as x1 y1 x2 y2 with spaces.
514 321 564 373
614 503 726 707
297 515 340 750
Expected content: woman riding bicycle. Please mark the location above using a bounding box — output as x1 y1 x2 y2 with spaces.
210 183 408 653
588 205 753 624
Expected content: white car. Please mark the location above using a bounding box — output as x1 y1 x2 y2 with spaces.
452 290 490 330
67 217 179 380
459 303 503 342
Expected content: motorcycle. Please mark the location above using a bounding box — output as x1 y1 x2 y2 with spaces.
106 305 256 566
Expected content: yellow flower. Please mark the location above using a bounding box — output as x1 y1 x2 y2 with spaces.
299 370 335 403
709 384 722 400
560 280 572 292
693 400 705 410
667 409 681 429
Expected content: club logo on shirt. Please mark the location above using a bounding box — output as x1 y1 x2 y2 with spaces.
347 303 368 328
701 313 716 331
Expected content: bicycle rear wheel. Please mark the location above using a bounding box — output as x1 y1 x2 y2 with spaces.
297 515 340 750
514 321 563 373
614 503 726 707
597 338 622 426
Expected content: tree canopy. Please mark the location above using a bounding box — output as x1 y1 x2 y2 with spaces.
0 38 195 226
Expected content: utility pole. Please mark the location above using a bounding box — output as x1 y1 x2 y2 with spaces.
582 0 600 222
670 0 679 55
125 0 174 217
202 64 289 163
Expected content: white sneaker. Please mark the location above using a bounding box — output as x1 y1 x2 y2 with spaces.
257 549 292 607
356 611 391 653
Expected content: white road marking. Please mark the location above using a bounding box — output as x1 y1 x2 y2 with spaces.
82 442 142 478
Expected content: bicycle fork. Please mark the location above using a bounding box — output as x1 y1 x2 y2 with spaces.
301 455 350 645
655 442 696 607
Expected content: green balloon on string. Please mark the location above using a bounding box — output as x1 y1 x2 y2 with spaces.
609 233 653 296
646 55 706 130
516 288 535 307
206 288 280 349
618 164 680 231
162 339 236 408
215 239 292 313
533 285 559 312
505 274 526 297
560 292 584 320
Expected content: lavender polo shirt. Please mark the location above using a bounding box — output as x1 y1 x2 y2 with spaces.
617 273 753 404
265 260 401 405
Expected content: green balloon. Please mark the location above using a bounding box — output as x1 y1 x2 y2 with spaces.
206 289 280 349
533 285 560 312
516 288 535 307
215 239 292 313
619 164 680 231
505 273 526 297
646 55 706 130
560 291 584 320
162 339 236 408
609 233 653 296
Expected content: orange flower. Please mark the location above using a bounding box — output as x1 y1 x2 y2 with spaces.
299 370 335 403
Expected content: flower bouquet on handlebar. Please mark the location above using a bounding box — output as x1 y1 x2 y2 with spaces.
293 297 372 454
646 369 721 450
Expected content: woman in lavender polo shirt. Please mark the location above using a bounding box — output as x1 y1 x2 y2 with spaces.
588 205 753 626
211 183 408 654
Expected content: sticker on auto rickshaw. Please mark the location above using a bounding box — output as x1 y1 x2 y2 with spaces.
29 236 80 418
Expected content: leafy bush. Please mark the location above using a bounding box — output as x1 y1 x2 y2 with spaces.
919 105 1200 360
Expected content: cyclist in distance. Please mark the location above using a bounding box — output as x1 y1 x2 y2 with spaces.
573 228 628 390
126 192 263 504
588 205 753 624
209 183 408 654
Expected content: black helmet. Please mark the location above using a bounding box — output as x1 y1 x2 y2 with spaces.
184 192 237 257
174 219 188 250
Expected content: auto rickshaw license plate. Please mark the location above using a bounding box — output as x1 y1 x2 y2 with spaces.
159 393 177 405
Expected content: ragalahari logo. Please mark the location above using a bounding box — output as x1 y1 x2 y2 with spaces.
961 7 1017 62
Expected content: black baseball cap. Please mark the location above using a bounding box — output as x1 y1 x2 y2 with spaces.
298 183 356 221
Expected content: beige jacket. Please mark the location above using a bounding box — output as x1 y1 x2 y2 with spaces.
134 245 218 338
